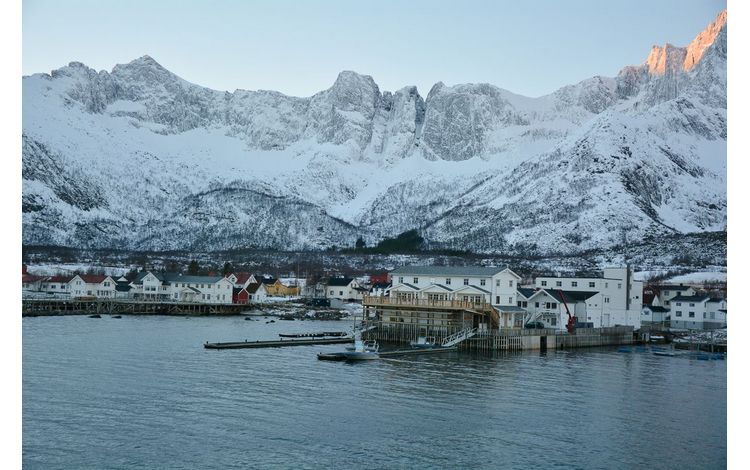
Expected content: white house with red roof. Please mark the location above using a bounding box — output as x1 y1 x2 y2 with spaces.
68 274 117 298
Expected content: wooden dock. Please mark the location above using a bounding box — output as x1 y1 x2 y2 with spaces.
204 337 354 349
23 298 252 316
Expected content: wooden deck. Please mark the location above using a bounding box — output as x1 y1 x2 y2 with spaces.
204 337 353 349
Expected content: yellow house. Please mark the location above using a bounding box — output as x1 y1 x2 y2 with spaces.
261 278 301 297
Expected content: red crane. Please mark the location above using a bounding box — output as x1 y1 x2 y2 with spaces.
556 289 577 334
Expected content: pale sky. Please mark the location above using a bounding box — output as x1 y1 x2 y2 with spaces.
23 0 726 98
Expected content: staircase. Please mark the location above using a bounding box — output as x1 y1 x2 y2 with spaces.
442 327 478 347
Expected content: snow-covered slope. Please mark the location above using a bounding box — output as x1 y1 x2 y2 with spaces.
22 11 727 254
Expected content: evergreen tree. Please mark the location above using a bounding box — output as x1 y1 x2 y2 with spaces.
187 260 200 275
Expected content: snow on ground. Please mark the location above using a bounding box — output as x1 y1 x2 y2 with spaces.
28 264 132 277
666 271 727 283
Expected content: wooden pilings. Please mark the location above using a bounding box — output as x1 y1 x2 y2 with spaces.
22 299 252 316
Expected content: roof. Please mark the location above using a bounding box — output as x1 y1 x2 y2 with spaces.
671 295 710 303
115 283 132 292
644 305 669 313
392 283 419 290
517 287 537 299
232 272 254 284
658 285 693 291
419 284 453 292
327 277 353 286
707 297 726 303
245 282 264 294
48 275 73 283
260 277 278 284
452 284 491 295
495 305 528 312
530 289 598 302
78 274 110 284
371 282 391 289
22 274 47 283
390 265 512 277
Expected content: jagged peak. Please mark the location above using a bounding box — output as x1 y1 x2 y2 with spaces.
684 9 727 71
332 70 377 89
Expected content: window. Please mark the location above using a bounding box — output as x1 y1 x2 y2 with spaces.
541 281 547 286
572 281 578 287
329 290 333 295
689 312 695 318
551 318 557 326
446 278 451 285
508 297 513 304
517 301 522 307
604 297 610 304
703 312 706 318
589 282 595 288
398 277 403 283
480 279 486 286
665 300 670 305
509 280 513 287
664 290 669 295
689 303 695 307
497 296 501 304
618 283 622 289
605 282 608 288
463 279 469 285
104 281 110 287
496 280 500 286
535 302 539 308
676 311 682 317
644 310 650 315
676 302 682 307
710 312 715 319
551 302 557 309
413 277 419 284
339 291 343 296
556 281 562 287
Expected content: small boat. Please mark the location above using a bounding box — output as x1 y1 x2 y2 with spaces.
410 336 438 349
649 335 665 342
341 339 380 361
280 331 349 338
653 350 675 357
88 314 101 318
112 315 122 319
345 340 378 352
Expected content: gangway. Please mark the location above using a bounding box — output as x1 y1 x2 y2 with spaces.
442 327 478 347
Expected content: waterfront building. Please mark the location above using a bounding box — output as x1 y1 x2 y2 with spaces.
651 285 696 307
523 289 600 329
670 295 727 330
534 267 642 328
68 275 117 298
245 282 268 302
130 272 234 304
325 277 365 301
641 305 670 327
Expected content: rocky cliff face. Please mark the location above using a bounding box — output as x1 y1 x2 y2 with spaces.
22 11 727 256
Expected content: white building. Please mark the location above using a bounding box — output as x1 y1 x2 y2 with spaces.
652 285 696 308
388 266 522 306
523 289 600 330
246 282 268 303
534 267 642 328
68 275 117 298
130 272 234 304
670 295 727 330
326 278 365 301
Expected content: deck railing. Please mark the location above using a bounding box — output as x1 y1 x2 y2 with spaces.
363 295 494 312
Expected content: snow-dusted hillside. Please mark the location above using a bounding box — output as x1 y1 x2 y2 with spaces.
22 11 727 255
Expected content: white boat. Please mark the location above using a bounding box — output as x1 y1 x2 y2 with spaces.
342 339 380 361
345 340 378 352
410 336 438 349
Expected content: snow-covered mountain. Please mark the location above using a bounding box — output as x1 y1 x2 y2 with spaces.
22 10 727 255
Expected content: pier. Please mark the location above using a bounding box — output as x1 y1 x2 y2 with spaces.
22 298 252 316
204 337 354 349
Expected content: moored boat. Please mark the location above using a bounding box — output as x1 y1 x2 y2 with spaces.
410 336 438 349
341 339 380 361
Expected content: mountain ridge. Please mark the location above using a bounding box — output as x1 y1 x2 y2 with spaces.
22 10 727 256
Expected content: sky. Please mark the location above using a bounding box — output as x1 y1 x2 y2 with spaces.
23 0 726 98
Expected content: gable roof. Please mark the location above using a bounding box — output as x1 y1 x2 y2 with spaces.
390 265 511 277
22 274 47 283
48 275 73 283
371 282 392 289
245 282 265 294
517 287 537 299
391 283 419 290
495 305 528 313
644 305 670 313
232 272 254 285
671 295 710 303
529 289 598 303
452 284 491 295
78 274 110 284
658 285 693 292
419 283 453 292
327 277 353 286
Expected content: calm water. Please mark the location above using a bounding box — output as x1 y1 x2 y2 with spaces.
23 315 726 469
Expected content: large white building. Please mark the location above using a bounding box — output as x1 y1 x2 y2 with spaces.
130 272 234 304
670 295 727 330
533 267 643 329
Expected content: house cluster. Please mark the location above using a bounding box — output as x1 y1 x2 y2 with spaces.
642 284 727 330
303 273 391 302
372 265 647 332
21 265 302 305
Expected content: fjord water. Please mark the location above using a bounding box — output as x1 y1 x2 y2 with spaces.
23 316 726 469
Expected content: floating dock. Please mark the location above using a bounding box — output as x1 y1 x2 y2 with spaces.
204 337 353 349
317 346 458 361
